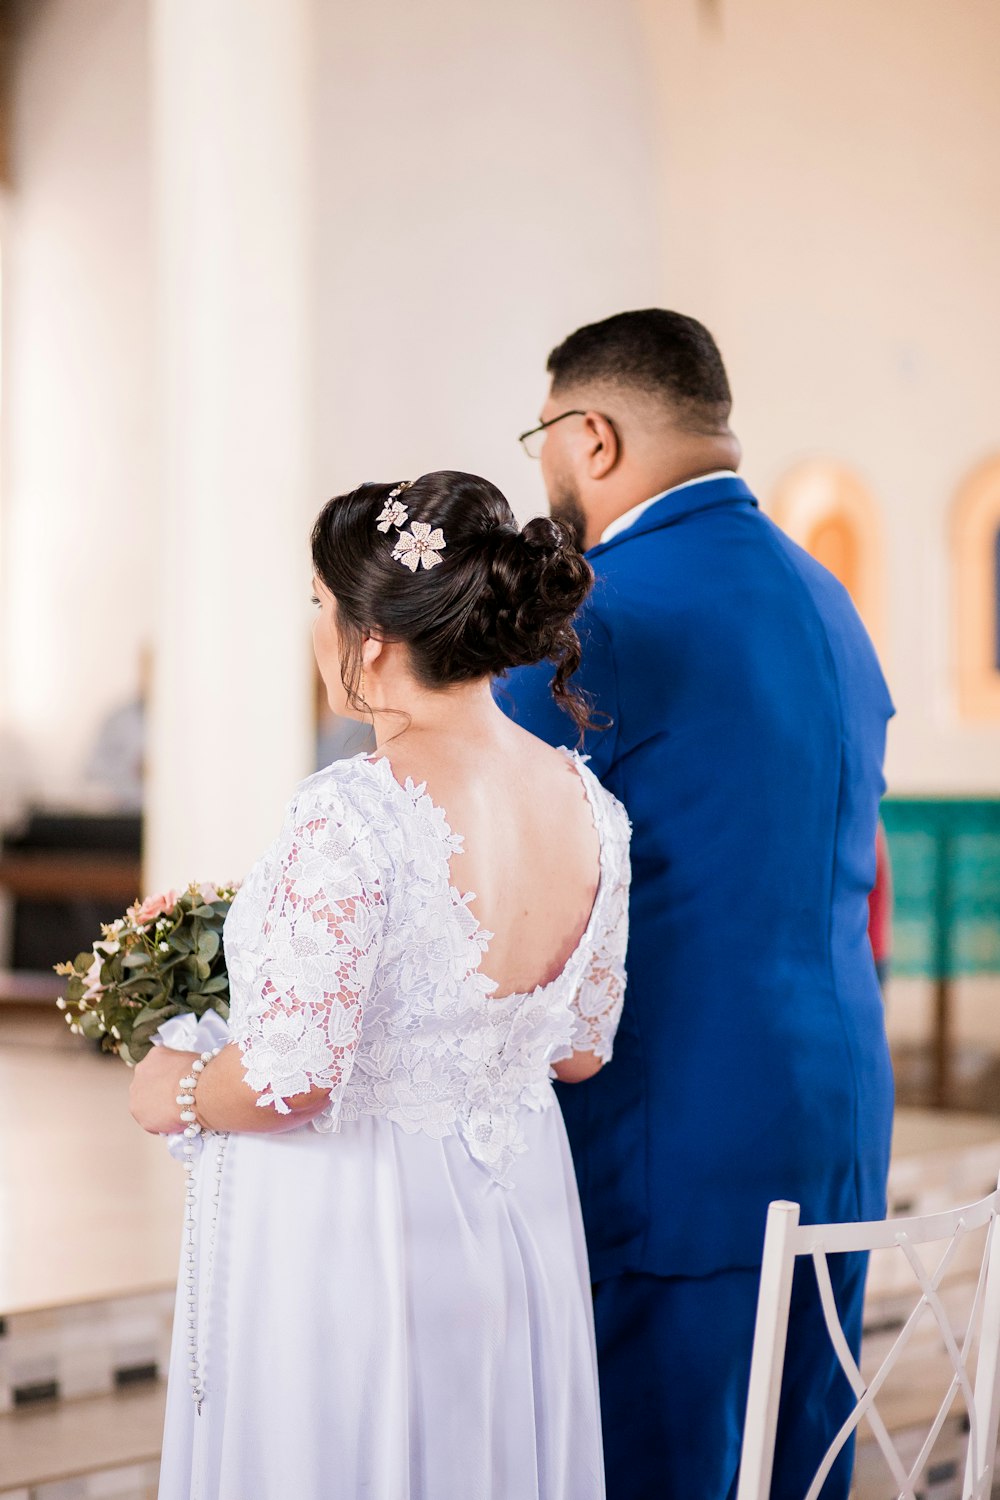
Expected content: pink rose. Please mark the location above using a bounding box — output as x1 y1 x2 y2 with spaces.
198 883 221 904
132 889 179 926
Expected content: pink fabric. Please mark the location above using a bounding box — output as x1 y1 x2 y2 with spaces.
868 821 892 963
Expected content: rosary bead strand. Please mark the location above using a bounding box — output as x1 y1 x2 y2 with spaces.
176 1045 227 1413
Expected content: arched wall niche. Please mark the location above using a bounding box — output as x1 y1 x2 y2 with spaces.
953 455 1000 722
768 460 885 658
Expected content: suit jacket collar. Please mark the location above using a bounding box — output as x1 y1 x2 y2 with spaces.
587 474 758 560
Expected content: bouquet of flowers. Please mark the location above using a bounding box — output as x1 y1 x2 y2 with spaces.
55 882 239 1066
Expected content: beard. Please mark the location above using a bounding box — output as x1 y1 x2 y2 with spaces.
547 482 588 551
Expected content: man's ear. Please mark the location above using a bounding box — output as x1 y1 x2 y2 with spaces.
582 411 619 479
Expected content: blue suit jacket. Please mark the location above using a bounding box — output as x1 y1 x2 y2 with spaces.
501 475 895 1280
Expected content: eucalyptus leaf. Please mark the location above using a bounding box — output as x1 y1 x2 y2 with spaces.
132 1001 181 1032
132 1019 168 1046
119 972 161 992
197 930 220 963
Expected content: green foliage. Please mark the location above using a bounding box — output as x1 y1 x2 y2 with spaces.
54 882 239 1065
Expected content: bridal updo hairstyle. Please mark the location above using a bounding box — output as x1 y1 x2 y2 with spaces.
311 470 595 732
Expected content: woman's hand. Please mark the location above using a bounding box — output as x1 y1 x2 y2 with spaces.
129 1046 198 1134
128 1041 331 1136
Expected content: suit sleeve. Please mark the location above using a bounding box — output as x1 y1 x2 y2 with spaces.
495 602 621 780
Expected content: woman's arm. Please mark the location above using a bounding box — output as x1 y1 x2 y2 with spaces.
554 791 631 1084
129 1042 331 1136
552 1050 603 1084
128 793 387 1141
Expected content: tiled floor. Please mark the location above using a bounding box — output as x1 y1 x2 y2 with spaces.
0 1384 164 1495
0 1013 183 1315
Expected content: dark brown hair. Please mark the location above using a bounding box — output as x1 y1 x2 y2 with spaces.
548 308 732 433
311 470 595 732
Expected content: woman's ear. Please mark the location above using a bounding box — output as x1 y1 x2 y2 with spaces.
361 634 384 671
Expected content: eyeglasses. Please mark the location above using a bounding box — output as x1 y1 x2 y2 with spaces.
517 410 587 460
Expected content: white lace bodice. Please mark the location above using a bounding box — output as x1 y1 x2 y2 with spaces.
225 750 631 1185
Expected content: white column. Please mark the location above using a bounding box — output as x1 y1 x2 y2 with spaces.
147 0 316 892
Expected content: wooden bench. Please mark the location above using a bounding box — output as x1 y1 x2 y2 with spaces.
0 851 140 905
0 969 62 1007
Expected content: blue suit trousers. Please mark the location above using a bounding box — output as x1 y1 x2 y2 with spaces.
594 1253 867 1500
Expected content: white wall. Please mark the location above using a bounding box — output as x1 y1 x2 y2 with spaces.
313 0 665 519
637 0 1000 794
0 0 665 823
2 0 999 817
0 0 152 806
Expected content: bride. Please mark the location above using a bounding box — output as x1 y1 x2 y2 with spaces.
129 470 631 1500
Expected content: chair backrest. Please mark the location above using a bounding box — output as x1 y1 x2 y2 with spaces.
736 1175 1000 1500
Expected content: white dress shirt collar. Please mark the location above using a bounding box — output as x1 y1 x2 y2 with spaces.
599 470 739 545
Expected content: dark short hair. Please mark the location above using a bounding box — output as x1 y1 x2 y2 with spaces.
311 471 596 732
547 309 732 430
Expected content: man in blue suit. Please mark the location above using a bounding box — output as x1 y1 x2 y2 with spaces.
502 310 894 1500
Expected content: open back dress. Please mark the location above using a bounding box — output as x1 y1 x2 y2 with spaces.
157 749 631 1500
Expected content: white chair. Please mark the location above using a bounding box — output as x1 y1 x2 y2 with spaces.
736 1176 1000 1500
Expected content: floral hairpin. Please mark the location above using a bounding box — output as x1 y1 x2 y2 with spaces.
376 481 448 571
392 522 447 572
376 483 411 533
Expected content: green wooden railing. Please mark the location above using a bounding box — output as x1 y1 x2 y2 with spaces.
881 798 1000 1105
882 800 1000 977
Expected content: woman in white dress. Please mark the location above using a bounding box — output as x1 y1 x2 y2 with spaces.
130 470 631 1500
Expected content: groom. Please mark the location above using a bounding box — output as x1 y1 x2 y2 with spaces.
502 310 894 1500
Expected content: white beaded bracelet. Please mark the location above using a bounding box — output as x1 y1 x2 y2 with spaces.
175 1046 226 1411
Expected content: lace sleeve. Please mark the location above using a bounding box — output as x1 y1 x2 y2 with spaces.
565 792 631 1062
231 798 386 1116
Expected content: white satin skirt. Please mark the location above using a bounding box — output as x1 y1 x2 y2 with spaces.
157 1104 605 1500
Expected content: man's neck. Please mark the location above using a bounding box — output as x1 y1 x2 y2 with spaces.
588 427 741 543
595 468 739 547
